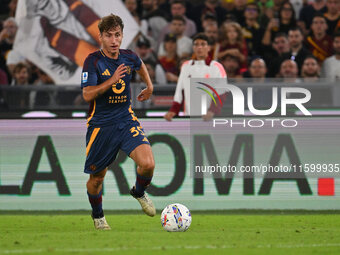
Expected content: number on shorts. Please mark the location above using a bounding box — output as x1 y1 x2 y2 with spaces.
130 126 145 137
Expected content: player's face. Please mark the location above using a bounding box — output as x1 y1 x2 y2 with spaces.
193 39 210 60
100 26 123 57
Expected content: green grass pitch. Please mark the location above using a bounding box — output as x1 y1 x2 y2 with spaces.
1 212 340 255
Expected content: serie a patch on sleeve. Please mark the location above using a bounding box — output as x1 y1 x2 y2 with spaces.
82 72 88 83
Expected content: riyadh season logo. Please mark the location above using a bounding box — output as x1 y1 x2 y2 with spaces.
195 81 312 128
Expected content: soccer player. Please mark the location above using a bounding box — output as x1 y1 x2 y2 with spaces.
81 14 155 230
164 33 227 121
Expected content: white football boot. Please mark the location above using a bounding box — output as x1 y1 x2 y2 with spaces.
92 216 111 230
130 187 156 217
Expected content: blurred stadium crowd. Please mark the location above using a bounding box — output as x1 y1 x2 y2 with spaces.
0 0 339 110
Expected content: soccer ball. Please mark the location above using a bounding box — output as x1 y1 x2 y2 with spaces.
161 203 192 232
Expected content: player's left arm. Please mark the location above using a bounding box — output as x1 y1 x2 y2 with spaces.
136 61 154 102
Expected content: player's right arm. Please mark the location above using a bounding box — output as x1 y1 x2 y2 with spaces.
82 64 127 102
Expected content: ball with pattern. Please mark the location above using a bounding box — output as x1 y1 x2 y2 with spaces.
161 203 192 232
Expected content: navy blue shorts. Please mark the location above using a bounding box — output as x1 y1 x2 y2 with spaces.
84 120 150 174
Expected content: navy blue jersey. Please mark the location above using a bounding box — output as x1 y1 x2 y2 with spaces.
81 49 142 126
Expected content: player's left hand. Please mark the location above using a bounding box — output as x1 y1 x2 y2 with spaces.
137 87 153 101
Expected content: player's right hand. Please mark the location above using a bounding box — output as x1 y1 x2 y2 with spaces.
164 111 176 121
111 64 127 84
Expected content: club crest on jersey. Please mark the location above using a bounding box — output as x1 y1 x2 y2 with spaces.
82 72 88 83
126 66 131 75
112 79 126 94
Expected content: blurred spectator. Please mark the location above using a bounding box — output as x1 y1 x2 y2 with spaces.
158 34 179 83
259 0 286 28
321 32 340 81
279 59 300 82
324 0 340 35
242 3 264 58
136 60 166 84
0 17 18 81
160 0 197 39
124 0 139 17
299 0 327 34
220 54 242 79
301 55 320 81
134 37 166 84
278 2 297 34
306 14 333 64
274 34 292 54
201 13 219 32
262 13 280 46
11 62 29 86
204 22 220 60
244 58 268 81
135 36 158 65
188 0 228 32
282 27 311 73
158 16 192 58
262 1 297 46
230 0 247 25
141 0 168 39
263 32 290 77
218 22 248 68
11 62 31 108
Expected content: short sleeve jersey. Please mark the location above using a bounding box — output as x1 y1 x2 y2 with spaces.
81 49 141 126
